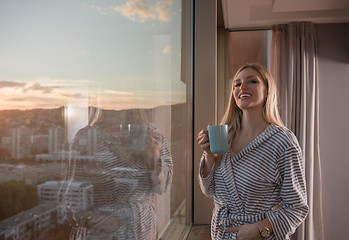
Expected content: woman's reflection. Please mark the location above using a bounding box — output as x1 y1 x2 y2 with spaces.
60 107 173 240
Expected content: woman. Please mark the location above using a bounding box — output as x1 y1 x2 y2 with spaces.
197 63 308 240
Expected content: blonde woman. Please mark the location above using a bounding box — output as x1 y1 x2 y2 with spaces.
197 63 308 240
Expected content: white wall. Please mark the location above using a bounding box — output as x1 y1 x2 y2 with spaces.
317 23 349 240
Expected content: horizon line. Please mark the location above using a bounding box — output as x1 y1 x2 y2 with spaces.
0 102 186 112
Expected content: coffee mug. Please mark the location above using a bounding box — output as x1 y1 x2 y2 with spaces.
208 125 229 154
127 124 148 152
120 124 148 151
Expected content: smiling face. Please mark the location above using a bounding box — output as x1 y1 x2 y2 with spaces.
232 67 268 111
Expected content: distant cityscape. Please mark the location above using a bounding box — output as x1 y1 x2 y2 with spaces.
0 107 92 239
0 104 178 240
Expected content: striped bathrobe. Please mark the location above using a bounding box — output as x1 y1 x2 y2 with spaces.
199 124 309 240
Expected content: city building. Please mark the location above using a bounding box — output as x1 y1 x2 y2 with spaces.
0 163 61 185
0 203 58 240
48 126 65 154
11 126 32 160
1 136 12 159
35 149 82 162
30 134 49 154
37 181 93 211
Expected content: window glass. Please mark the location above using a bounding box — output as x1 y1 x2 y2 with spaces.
0 0 191 239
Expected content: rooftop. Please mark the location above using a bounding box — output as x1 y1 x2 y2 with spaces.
0 203 58 233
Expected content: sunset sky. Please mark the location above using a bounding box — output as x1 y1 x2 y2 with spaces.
0 0 184 111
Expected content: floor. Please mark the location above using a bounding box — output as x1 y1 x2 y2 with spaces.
186 225 211 240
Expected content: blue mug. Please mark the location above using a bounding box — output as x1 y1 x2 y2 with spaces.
208 125 229 154
128 124 148 152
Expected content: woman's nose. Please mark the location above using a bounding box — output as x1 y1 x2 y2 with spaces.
241 81 248 90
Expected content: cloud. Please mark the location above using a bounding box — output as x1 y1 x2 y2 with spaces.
87 4 108 16
5 97 26 102
162 45 172 54
3 95 66 110
113 0 156 22
6 96 53 103
105 90 135 96
0 81 26 89
0 81 59 94
23 82 60 94
60 92 86 99
156 0 173 22
113 0 173 23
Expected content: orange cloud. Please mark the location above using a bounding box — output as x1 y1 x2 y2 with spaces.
0 81 62 94
156 0 173 22
23 82 61 94
0 81 26 89
112 0 173 22
162 45 172 54
60 92 86 99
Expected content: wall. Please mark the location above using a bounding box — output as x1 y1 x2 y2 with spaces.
317 23 349 239
221 30 269 121
193 0 216 224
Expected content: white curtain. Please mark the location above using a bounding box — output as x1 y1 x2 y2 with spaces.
270 22 324 240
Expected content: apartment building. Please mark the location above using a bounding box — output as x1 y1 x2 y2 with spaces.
0 163 61 185
11 126 32 160
37 181 94 211
0 203 57 240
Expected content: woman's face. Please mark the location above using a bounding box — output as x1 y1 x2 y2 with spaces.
232 68 267 111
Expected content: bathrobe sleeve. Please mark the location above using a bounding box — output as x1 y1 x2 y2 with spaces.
266 135 309 240
198 153 216 197
151 134 173 194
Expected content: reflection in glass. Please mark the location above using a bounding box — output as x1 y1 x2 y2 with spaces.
0 0 191 239
60 108 173 239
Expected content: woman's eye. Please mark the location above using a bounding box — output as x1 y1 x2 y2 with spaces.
235 83 241 87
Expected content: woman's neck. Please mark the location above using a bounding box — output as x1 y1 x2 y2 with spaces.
240 109 269 137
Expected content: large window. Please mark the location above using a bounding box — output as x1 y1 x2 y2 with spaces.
0 0 192 239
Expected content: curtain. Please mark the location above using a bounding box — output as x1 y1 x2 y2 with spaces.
270 22 324 240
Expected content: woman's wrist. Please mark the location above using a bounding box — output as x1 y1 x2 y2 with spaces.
255 221 271 239
202 152 215 177
204 151 215 161
261 218 273 233
254 218 273 239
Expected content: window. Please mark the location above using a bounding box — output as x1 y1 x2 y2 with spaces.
0 0 192 239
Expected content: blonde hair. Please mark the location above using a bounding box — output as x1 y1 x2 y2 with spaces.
221 63 283 140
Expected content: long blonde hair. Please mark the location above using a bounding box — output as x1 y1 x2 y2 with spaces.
221 63 283 140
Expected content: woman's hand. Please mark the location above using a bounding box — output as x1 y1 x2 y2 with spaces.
226 224 260 240
196 128 212 154
197 126 216 177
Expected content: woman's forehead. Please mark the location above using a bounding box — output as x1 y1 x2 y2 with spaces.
235 68 262 80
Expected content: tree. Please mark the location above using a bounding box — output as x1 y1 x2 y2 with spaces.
0 180 39 221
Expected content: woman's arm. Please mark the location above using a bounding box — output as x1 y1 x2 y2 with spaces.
266 142 309 240
151 134 173 194
197 127 218 197
198 153 216 197
226 214 274 240
197 128 216 177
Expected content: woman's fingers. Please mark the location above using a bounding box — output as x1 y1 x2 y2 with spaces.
197 130 209 144
197 129 208 137
197 130 211 152
271 203 281 211
225 226 239 233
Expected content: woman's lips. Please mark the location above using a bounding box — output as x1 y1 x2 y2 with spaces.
239 93 252 99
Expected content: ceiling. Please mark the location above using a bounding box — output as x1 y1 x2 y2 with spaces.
220 0 349 30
